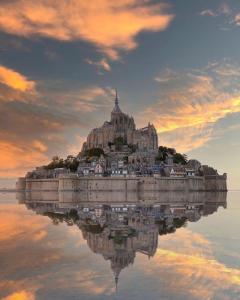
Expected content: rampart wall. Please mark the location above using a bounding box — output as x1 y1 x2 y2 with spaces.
16 174 227 193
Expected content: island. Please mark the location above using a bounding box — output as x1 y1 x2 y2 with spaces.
16 91 227 193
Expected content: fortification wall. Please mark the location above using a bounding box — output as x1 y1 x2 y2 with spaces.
204 174 227 191
25 178 59 191
58 175 139 192
138 177 205 192
16 177 26 191
17 174 227 194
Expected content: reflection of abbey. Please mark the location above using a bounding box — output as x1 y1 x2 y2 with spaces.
20 191 227 288
82 91 158 153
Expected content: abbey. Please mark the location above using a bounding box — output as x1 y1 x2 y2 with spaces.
82 91 158 153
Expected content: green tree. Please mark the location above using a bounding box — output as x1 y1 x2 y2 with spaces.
114 136 125 151
128 144 137 153
85 147 104 157
173 153 188 165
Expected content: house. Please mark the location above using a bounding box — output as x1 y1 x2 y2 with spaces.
165 153 174 166
170 167 186 178
53 168 70 178
95 163 104 176
186 169 195 177
111 168 128 176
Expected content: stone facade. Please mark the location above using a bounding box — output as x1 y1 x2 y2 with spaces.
82 91 158 152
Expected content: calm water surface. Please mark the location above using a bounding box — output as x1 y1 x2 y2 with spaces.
0 191 240 300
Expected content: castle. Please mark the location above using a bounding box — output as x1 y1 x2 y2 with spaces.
81 91 158 153
17 89 227 192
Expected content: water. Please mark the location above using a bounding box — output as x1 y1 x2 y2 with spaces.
0 191 240 300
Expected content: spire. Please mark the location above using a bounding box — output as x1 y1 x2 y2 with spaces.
115 89 118 105
112 89 122 113
115 274 119 293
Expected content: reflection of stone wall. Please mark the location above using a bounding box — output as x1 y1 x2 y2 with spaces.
18 190 226 206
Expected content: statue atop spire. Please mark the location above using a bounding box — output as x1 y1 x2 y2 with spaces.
112 88 122 113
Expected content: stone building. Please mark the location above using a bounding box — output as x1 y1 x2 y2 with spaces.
82 91 158 153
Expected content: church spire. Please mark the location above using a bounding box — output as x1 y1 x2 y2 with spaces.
115 273 119 293
115 89 118 105
112 89 122 113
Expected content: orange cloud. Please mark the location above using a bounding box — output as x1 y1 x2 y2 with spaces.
2 290 35 300
149 96 240 134
0 0 174 58
159 125 213 153
67 135 86 155
32 140 48 152
0 141 49 178
138 64 240 151
0 65 35 92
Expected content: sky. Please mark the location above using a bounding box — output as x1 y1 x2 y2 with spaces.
0 0 239 189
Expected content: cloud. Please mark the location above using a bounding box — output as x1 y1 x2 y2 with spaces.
32 140 48 152
44 49 60 60
50 85 113 112
0 64 116 178
139 62 240 152
86 58 111 73
0 82 114 177
0 140 49 177
0 64 37 105
0 65 111 178
2 290 36 300
67 135 86 155
0 0 174 59
159 125 213 153
0 65 36 104
77 86 107 101
234 14 240 26
200 9 217 17
199 3 240 30
200 3 231 18
0 65 35 92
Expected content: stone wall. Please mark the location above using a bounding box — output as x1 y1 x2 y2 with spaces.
204 174 227 191
25 178 59 191
137 177 205 192
17 174 227 193
58 175 139 192
16 177 26 190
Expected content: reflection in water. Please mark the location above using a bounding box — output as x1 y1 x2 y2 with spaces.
18 191 227 288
